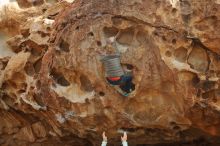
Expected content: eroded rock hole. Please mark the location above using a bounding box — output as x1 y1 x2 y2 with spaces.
1 94 14 107
188 45 209 72
202 89 220 100
99 91 105 96
130 82 135 90
161 81 174 92
0 59 9 70
20 83 27 91
8 80 17 89
12 72 26 83
172 8 177 14
42 8 47 12
57 77 70 87
18 89 26 94
172 39 177 44
36 80 41 89
46 27 52 32
21 29 30 38
33 93 45 106
2 82 9 90
124 64 134 70
32 0 44 6
136 31 146 45
202 90 214 99
165 50 172 57
170 121 177 126
192 74 200 87
170 122 181 131
75 26 80 30
120 127 137 133
182 14 191 24
50 68 70 86
97 41 102 47
39 31 48 38
174 47 187 62
88 32 94 37
47 12 59 19
173 125 181 131
212 97 218 103
85 98 89 103
33 58 42 73
24 62 35 76
152 30 159 36
116 28 134 45
162 36 167 41
200 80 216 91
111 17 122 26
178 71 200 87
21 40 43 56
16 0 31 8
80 74 93 92
31 47 42 56
59 39 70 52
103 27 119 38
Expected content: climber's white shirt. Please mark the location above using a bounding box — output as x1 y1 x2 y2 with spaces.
101 141 128 146
101 141 107 146
122 141 128 146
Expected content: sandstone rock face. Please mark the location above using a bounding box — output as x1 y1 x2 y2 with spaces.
0 0 220 145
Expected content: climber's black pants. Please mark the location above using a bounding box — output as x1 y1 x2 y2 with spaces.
106 75 134 93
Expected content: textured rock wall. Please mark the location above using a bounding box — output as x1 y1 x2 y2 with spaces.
0 0 220 145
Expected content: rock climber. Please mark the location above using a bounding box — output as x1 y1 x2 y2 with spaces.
101 132 128 146
101 37 135 96
106 74 134 95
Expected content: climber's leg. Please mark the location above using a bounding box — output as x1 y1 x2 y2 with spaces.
119 75 135 94
120 75 132 83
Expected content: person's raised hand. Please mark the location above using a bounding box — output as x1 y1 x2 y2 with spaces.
102 131 107 142
121 132 127 142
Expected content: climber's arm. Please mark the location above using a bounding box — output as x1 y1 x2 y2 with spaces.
101 132 107 146
121 132 128 146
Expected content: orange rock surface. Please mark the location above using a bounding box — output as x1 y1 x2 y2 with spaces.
0 0 220 145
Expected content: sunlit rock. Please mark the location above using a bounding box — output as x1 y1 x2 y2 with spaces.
0 0 220 145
